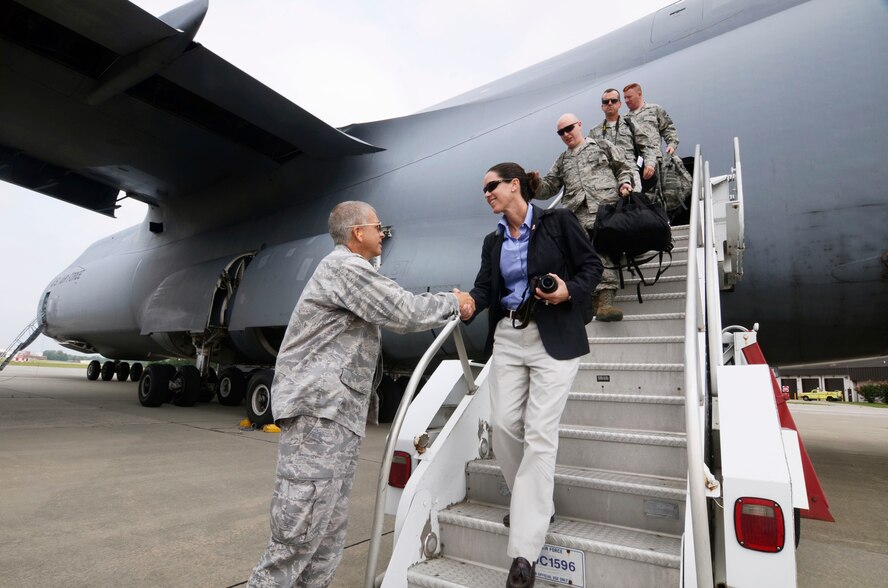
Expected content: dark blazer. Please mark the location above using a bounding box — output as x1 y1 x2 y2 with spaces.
469 205 603 360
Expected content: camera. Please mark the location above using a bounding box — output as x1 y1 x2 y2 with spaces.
530 274 557 294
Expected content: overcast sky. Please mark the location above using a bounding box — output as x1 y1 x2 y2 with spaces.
0 0 672 354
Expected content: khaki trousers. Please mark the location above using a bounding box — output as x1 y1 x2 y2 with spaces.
489 318 579 561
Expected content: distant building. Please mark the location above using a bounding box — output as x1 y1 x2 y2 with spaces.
775 359 888 402
13 351 46 362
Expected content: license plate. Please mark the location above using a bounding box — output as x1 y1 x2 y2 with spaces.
535 544 585 587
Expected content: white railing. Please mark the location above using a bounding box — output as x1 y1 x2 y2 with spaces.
683 144 714 588
364 319 478 588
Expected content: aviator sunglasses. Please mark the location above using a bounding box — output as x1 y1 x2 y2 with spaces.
556 122 579 136
483 178 512 195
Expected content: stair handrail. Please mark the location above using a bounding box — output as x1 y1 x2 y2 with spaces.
0 314 45 371
683 144 715 587
704 159 725 397
364 318 477 588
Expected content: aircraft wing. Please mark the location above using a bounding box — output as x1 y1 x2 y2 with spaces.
0 0 381 216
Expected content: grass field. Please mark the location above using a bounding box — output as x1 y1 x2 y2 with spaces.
4 360 87 369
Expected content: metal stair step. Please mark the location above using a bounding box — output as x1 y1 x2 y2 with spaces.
435 502 680 587
618 273 686 294
563 392 685 432
466 460 687 535
586 335 684 364
406 557 561 588
612 291 686 315
587 312 685 338
573 361 684 395
556 425 688 477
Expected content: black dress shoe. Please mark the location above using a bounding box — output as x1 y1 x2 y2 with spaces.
503 513 555 528
506 556 536 588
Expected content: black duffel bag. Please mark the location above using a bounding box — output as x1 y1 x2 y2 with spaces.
592 193 673 302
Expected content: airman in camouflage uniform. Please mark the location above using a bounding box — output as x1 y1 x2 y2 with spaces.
249 201 475 588
623 82 680 167
593 88 657 193
533 113 633 321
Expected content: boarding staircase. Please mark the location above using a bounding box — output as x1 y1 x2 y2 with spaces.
0 313 45 371
366 142 748 588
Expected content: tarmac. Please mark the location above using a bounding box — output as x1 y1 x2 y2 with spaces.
0 366 885 587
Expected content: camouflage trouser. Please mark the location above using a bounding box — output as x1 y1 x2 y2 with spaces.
584 226 619 292
249 416 362 588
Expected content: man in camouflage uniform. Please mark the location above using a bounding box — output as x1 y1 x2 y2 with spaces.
248 201 475 587
592 88 656 194
534 113 633 321
623 82 680 185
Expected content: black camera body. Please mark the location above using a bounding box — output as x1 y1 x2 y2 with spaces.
530 274 558 294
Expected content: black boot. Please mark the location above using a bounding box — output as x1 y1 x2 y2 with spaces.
506 557 535 588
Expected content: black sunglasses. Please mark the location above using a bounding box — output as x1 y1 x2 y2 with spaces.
556 122 579 136
601 98 620 105
483 178 511 194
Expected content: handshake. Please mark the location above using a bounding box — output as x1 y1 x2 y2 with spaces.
452 289 476 321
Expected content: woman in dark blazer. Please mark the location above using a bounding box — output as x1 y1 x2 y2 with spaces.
468 162 602 588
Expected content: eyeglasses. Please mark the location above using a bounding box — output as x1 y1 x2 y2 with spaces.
483 179 511 194
601 98 620 105
348 223 383 232
556 122 579 136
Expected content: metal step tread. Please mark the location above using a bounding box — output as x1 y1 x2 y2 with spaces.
559 424 687 447
440 502 681 568
621 312 684 321
468 460 687 501
614 292 685 304
406 557 561 588
622 274 685 286
567 392 685 405
578 362 683 372
587 335 684 344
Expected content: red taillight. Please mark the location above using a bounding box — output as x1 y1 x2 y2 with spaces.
388 451 412 488
734 497 786 552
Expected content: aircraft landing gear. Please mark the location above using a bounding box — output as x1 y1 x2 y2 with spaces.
246 369 274 426
100 361 115 381
138 364 174 407
115 361 130 382
129 363 143 382
170 365 201 406
86 360 101 380
216 366 246 406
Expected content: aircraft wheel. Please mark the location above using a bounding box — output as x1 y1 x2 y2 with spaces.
246 369 274 426
139 364 174 407
171 365 201 406
116 361 130 382
100 361 115 381
86 360 101 381
129 363 143 382
216 367 246 406
198 367 217 403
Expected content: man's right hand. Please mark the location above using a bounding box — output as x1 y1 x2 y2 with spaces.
452 289 476 320
642 165 655 180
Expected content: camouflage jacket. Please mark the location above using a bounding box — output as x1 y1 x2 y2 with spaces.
535 137 634 229
625 102 679 164
271 245 459 437
591 116 655 169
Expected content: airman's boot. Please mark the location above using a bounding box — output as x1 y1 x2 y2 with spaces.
595 288 623 322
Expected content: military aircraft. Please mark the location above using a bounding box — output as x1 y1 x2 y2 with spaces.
1 0 886 416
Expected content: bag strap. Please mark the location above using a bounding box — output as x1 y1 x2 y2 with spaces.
626 250 673 303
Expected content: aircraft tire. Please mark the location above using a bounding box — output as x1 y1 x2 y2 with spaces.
129 363 143 382
139 364 174 407
246 369 274 426
100 361 115 381
116 361 130 382
216 367 246 406
171 365 201 406
86 360 101 381
198 367 217 403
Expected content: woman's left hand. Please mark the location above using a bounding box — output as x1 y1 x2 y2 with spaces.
535 274 571 305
